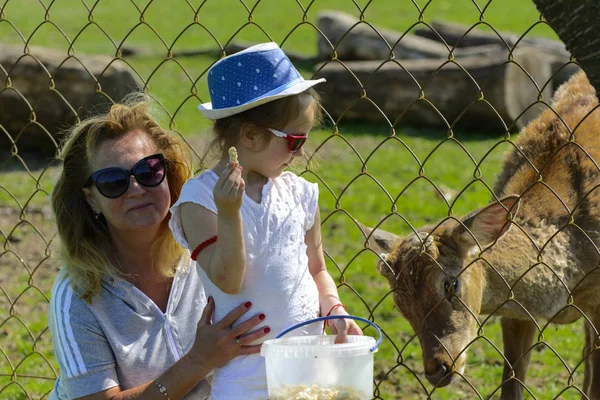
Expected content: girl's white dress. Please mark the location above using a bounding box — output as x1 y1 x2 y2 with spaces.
169 170 321 400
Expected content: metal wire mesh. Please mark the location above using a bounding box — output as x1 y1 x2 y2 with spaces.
0 0 595 399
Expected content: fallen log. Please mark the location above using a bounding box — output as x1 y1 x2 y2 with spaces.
414 20 568 54
413 20 581 91
314 47 553 132
317 10 449 61
0 45 139 155
171 40 316 64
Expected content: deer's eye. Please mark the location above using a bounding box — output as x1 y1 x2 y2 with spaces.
443 277 460 296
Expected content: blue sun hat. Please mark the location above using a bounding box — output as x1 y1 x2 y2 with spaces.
199 42 325 120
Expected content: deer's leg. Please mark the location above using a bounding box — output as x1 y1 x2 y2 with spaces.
500 317 537 400
583 311 600 399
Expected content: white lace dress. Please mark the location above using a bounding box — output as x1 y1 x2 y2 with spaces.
169 170 321 400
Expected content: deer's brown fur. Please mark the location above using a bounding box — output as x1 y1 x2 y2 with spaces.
363 71 600 399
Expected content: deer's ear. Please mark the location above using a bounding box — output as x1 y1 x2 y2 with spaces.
356 221 400 254
456 195 520 253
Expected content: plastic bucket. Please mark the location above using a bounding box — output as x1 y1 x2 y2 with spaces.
260 315 381 400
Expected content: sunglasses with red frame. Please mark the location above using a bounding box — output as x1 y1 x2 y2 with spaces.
268 128 308 153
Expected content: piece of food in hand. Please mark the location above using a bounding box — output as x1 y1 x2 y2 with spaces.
228 147 238 164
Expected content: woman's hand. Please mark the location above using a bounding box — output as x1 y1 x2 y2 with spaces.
186 297 269 370
213 162 245 215
328 308 363 344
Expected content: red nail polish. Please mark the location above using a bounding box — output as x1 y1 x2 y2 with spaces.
264 327 271 333
208 296 213 303
259 314 266 320
245 302 252 308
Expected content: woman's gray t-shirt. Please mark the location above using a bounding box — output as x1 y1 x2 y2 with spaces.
48 256 212 399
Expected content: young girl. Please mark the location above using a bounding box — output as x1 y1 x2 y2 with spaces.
169 42 362 399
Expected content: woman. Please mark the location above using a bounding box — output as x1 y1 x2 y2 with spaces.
48 97 269 399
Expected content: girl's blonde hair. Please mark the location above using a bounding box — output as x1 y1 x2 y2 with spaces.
51 96 193 302
204 88 323 163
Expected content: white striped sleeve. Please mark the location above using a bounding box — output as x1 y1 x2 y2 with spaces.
48 272 118 398
52 278 83 377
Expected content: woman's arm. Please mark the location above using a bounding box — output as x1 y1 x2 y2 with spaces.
181 163 246 294
77 298 268 400
77 355 212 400
306 206 363 343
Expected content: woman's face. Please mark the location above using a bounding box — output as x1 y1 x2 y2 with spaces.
82 130 171 239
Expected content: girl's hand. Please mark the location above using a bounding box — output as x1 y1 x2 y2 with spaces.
328 309 364 344
187 297 269 370
213 162 245 215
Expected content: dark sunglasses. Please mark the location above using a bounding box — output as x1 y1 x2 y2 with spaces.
268 128 308 153
85 154 167 199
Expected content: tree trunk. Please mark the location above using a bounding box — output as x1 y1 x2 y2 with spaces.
532 0 600 95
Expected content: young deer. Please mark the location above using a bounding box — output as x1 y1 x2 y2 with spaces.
362 71 600 399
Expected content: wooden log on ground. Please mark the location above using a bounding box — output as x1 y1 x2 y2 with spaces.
317 10 449 61
415 20 503 48
314 47 553 132
414 20 568 53
0 45 139 156
171 40 316 64
413 20 581 91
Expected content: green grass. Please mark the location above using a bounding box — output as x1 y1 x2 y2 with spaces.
0 1 583 399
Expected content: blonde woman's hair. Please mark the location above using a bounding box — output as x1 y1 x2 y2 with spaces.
51 95 193 302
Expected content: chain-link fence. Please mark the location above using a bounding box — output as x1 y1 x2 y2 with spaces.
1 0 597 399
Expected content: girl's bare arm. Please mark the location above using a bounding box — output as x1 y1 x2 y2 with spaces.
181 162 246 294
306 206 363 342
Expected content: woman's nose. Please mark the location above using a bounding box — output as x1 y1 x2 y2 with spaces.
127 175 146 196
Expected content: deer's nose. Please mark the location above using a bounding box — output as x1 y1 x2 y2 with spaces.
425 363 452 387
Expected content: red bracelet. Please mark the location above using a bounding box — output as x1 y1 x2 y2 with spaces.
322 303 346 333
191 236 217 261
326 303 346 316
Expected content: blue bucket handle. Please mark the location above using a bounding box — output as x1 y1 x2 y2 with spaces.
275 315 382 353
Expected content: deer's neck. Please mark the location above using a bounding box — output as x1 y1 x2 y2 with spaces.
476 218 588 319
477 222 549 315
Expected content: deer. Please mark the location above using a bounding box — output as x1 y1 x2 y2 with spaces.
360 71 600 399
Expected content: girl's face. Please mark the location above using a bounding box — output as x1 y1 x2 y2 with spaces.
252 96 316 178
82 130 171 239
